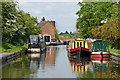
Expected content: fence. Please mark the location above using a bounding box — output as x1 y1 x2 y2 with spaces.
2 49 27 67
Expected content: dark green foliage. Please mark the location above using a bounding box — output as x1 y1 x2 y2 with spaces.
76 2 115 38
91 2 120 49
2 42 14 49
2 1 41 45
65 31 69 34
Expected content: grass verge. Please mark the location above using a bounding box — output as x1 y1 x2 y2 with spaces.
2 43 28 53
109 48 120 55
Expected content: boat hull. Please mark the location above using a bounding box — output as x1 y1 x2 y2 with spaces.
28 48 41 53
91 52 110 58
91 52 110 63
70 47 91 57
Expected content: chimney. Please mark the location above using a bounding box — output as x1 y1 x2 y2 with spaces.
42 17 45 21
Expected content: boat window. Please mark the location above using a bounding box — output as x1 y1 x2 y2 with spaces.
30 35 39 44
31 37 38 43
77 42 79 48
80 42 82 47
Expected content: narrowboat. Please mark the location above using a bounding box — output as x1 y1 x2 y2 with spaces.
67 40 91 57
28 35 46 53
91 40 110 61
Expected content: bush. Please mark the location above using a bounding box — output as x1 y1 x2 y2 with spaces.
2 43 14 49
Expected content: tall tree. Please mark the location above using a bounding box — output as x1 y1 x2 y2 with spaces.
76 2 115 39
2 1 18 43
91 2 120 48
2 1 41 45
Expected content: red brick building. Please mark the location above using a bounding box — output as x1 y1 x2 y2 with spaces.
38 17 55 42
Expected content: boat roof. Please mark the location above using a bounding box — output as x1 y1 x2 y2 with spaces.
75 40 85 41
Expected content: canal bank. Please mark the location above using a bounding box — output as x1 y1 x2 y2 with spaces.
1 49 28 67
110 53 120 64
1 45 120 79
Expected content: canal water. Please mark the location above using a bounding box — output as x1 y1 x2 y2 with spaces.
2 45 120 78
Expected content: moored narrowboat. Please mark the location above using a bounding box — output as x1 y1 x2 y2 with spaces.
28 35 46 53
67 40 91 57
91 40 110 60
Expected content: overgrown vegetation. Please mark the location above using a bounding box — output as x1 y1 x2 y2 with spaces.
2 42 27 53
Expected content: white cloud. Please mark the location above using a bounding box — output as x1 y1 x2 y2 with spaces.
45 5 55 10
18 2 79 32
34 10 41 14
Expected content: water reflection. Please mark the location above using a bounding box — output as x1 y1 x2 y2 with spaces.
44 46 56 65
27 46 56 74
2 46 120 78
68 55 94 78
68 53 120 78
92 61 109 77
68 56 91 74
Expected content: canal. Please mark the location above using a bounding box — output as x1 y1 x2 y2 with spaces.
2 45 120 78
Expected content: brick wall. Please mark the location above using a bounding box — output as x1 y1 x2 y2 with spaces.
41 22 55 39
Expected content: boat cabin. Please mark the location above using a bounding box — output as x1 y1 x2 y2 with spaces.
92 40 109 52
28 35 46 52
28 35 41 48
67 40 89 50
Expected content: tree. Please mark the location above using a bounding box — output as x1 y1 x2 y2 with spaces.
2 1 41 45
2 1 18 43
76 2 115 39
91 2 120 48
65 31 69 34
70 32 73 35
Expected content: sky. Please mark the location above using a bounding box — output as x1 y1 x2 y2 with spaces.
18 1 82 33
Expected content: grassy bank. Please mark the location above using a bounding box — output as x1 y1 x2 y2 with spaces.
2 43 28 53
109 48 120 55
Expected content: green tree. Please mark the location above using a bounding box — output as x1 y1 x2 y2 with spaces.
91 2 120 48
2 1 18 43
2 1 41 45
76 2 115 39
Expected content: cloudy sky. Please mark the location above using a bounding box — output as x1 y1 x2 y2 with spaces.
18 1 82 33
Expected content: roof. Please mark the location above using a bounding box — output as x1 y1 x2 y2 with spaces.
38 21 47 28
